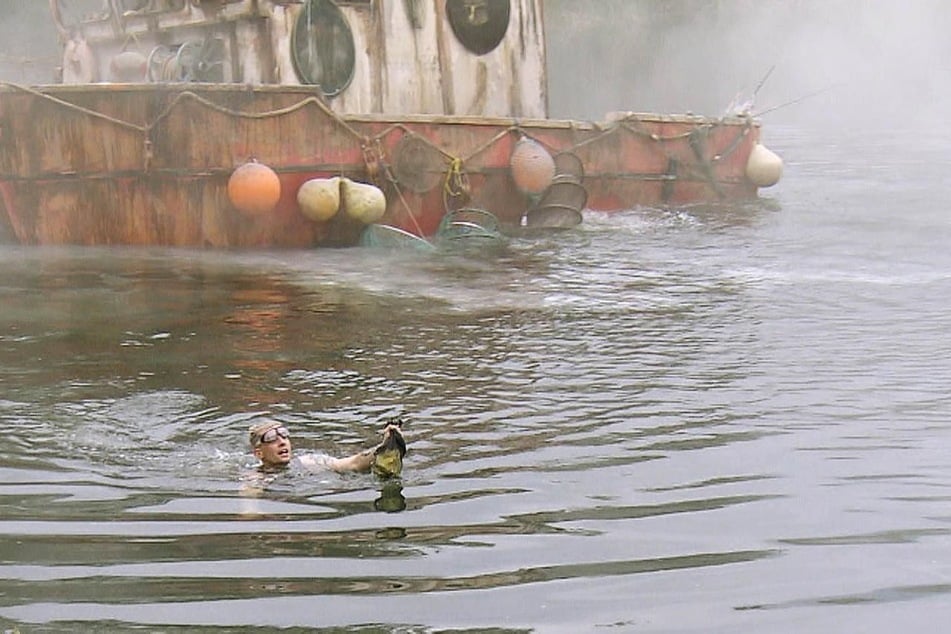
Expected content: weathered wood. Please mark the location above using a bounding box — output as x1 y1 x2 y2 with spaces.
60 1 548 119
0 1 768 247
0 83 759 247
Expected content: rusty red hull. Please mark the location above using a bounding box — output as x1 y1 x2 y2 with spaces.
0 84 761 248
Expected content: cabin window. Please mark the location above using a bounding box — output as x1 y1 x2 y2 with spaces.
445 0 510 55
291 0 356 96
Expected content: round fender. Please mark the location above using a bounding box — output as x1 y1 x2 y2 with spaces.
746 143 783 188
63 37 97 84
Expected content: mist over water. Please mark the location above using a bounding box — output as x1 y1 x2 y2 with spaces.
546 0 951 131
3 2 951 633
6 1 951 129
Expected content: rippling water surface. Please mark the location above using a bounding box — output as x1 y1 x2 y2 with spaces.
2 125 951 632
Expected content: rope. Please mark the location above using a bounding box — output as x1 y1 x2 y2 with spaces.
442 157 470 212
382 164 426 237
711 119 752 163
0 80 756 209
459 125 519 162
0 82 146 133
560 113 753 190
145 90 366 142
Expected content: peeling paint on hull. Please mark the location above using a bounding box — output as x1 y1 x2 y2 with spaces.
0 84 759 248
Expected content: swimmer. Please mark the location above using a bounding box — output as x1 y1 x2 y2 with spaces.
247 418 406 477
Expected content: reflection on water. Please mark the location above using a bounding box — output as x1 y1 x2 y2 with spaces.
3 127 951 632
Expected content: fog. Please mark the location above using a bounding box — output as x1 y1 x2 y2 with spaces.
546 0 951 130
2 1 949 130
0 1 60 84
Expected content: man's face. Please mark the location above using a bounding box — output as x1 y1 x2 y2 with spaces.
254 425 292 467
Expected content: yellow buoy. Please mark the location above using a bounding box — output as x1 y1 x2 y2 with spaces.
746 143 783 187
227 160 282 216
297 177 341 222
510 137 555 195
341 178 386 224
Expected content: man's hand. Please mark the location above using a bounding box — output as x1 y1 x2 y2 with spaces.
373 417 407 478
375 417 407 457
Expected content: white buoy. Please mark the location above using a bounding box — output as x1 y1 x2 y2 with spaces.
63 37 97 84
297 177 341 222
109 51 148 82
746 143 783 187
341 179 386 224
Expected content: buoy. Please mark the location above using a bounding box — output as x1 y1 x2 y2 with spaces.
297 177 340 222
227 160 281 216
746 143 783 187
341 178 386 224
63 37 96 84
510 137 555 195
110 51 148 82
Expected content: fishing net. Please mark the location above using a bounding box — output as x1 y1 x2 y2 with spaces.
523 176 587 228
437 207 500 234
553 152 584 180
435 208 505 250
392 135 445 193
359 224 436 251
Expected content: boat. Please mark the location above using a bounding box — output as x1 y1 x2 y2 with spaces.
0 0 783 248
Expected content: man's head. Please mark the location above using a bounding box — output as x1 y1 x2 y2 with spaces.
249 421 292 468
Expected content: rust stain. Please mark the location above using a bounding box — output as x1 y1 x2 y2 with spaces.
468 62 488 115
433 0 455 115
0 85 759 247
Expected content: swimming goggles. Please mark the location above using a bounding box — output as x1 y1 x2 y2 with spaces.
258 426 290 444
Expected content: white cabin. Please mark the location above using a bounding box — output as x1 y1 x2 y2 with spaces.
54 0 548 118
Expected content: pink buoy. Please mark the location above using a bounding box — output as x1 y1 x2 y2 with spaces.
510 137 555 195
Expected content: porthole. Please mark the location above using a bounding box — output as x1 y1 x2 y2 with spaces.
291 0 356 97
446 0 510 56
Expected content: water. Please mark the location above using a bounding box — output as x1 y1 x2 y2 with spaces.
3 124 951 633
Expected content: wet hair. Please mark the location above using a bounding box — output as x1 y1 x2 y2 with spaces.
248 421 282 448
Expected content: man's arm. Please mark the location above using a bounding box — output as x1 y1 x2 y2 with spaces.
326 447 377 473
329 422 405 474
297 422 405 474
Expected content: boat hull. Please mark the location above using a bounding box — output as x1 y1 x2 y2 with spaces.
0 84 761 248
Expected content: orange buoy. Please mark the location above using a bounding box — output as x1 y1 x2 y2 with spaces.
510 137 555 195
227 160 281 217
